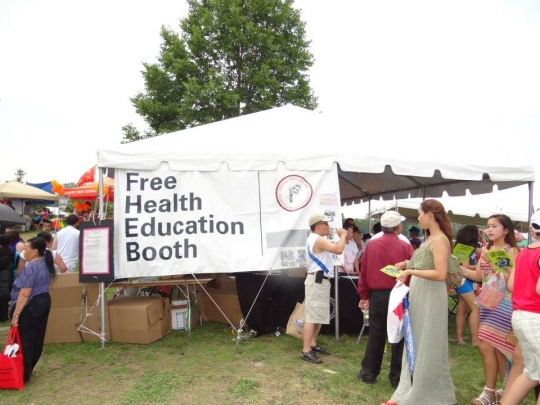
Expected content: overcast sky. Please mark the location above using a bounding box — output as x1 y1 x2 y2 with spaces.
1 0 539 210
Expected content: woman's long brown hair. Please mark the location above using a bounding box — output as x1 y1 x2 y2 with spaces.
420 199 453 248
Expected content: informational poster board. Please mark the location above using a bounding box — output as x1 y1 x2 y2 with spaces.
113 163 342 278
78 220 115 282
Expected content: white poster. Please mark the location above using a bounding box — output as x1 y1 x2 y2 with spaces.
114 163 341 277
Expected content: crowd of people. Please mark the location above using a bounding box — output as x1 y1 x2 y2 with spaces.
303 200 540 405
0 213 82 383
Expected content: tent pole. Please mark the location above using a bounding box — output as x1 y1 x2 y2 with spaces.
98 168 107 348
528 181 534 244
367 200 372 233
334 266 340 341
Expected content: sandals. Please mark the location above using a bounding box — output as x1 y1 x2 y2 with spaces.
311 345 331 355
471 386 497 405
301 350 323 364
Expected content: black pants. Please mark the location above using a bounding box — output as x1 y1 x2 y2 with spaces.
360 289 404 385
10 293 51 383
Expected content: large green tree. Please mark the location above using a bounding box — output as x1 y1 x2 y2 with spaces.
123 0 317 142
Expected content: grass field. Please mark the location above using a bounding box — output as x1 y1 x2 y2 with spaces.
1 318 536 405
0 230 535 404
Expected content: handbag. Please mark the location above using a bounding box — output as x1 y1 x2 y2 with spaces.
0 326 24 390
446 255 467 290
476 272 506 310
506 330 518 346
285 302 321 340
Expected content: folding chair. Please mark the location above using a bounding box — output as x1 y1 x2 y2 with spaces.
448 292 458 318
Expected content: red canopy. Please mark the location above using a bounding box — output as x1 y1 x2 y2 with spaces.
64 177 114 201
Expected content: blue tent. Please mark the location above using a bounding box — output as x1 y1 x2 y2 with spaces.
25 181 56 205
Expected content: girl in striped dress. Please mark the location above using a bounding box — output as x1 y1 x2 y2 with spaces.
465 215 519 405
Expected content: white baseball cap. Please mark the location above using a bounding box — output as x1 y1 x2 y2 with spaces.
381 210 406 228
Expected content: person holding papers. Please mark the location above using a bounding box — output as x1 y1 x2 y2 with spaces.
300 213 346 364
462 214 519 405
453 225 481 346
357 210 413 388
383 200 456 405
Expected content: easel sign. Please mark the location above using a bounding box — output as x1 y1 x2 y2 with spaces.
78 220 115 283
58 195 69 212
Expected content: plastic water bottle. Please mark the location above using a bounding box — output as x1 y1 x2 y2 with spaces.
362 309 369 327
295 319 305 328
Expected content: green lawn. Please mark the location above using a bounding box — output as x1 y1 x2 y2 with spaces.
1 319 536 404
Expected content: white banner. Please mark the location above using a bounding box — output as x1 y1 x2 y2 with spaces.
114 163 342 277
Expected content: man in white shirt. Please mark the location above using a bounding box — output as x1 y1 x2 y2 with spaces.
340 224 359 274
52 214 80 272
301 213 346 364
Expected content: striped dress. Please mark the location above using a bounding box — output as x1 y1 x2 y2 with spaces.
478 246 515 360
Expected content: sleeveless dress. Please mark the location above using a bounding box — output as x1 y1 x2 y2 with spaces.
391 237 456 405
478 245 514 360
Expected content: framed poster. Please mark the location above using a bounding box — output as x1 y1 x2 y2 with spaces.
78 220 115 282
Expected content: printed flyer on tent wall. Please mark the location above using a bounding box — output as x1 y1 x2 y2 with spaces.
114 163 342 278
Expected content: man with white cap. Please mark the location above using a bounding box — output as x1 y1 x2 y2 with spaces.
301 213 346 364
357 210 414 387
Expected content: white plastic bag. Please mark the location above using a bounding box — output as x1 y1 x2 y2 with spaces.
387 282 410 344
476 272 506 310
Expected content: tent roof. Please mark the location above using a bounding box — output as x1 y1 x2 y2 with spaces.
373 197 530 228
97 105 535 202
0 181 59 201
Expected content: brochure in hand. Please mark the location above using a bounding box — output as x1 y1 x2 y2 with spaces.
380 265 401 278
487 250 514 272
453 243 475 264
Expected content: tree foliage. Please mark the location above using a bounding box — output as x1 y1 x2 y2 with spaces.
123 0 317 142
14 168 26 183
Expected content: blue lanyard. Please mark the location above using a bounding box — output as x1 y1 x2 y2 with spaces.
307 245 330 274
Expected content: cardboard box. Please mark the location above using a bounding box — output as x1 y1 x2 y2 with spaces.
197 288 242 326
49 273 84 309
108 296 171 344
210 274 237 291
171 300 199 331
45 276 110 344
44 306 109 344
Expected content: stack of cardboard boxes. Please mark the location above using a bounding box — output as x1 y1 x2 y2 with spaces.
44 274 172 345
45 273 110 344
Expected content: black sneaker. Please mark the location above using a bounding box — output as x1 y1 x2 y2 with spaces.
311 345 331 355
301 351 323 364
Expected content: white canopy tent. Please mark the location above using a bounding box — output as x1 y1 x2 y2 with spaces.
371 191 531 229
98 105 534 203
95 105 535 343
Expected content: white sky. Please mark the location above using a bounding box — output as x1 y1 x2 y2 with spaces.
1 0 539 210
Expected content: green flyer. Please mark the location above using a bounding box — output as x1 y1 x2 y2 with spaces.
380 265 401 278
453 243 475 264
487 250 514 272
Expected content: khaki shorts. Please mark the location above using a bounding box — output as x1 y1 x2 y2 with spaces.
304 273 331 324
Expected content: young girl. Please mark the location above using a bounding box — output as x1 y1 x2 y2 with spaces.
502 213 540 405
461 215 519 405
454 225 480 346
